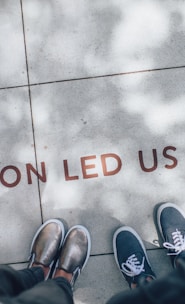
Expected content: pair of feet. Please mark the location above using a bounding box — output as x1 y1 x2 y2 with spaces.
28 222 91 287
113 202 185 289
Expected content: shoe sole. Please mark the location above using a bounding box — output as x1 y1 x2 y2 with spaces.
156 202 185 241
113 226 152 270
29 219 65 272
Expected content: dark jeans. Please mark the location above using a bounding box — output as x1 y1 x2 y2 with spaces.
2 260 185 304
0 265 74 304
107 258 185 304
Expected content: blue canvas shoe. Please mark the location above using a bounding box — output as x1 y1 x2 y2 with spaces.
156 202 185 267
113 226 155 288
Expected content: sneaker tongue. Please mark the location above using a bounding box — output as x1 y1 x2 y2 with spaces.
166 228 185 241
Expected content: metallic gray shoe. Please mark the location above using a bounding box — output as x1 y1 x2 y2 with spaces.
28 219 65 279
54 225 91 287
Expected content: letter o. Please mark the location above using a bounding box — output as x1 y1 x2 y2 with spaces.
0 166 21 188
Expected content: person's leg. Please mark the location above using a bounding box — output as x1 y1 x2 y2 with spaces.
11 225 91 304
107 258 185 304
0 265 43 297
106 286 148 304
13 278 73 304
0 218 65 299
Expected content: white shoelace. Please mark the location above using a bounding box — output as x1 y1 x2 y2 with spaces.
121 254 145 277
163 229 185 255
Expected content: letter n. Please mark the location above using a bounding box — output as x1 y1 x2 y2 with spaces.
26 162 46 184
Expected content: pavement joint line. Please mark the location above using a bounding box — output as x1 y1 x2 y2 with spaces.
1 64 185 91
91 247 165 257
20 0 44 223
6 248 166 266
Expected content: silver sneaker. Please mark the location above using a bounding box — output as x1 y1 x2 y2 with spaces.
28 219 65 279
54 225 91 287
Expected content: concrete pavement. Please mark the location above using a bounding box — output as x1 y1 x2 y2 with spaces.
1 1 185 303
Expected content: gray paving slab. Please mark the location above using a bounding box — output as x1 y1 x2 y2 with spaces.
0 87 42 264
23 0 185 84
74 249 172 304
31 68 185 255
0 1 27 88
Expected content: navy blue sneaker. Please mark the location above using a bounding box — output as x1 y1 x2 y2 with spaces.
156 202 185 267
113 226 155 288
